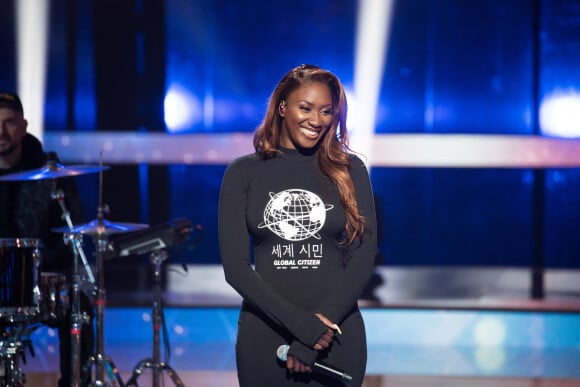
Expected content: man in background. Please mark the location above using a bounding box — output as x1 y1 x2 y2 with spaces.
0 91 94 386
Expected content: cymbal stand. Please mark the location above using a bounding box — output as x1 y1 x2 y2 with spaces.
53 186 95 387
53 188 95 286
85 153 125 386
85 207 125 386
125 249 184 387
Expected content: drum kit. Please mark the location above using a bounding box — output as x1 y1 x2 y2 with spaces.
0 154 189 386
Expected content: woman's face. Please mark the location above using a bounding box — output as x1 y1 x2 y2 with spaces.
279 81 334 151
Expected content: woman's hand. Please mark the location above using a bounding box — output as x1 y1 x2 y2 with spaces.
284 313 342 372
286 355 312 373
313 313 340 350
313 327 334 350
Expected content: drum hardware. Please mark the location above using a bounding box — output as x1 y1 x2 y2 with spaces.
84 217 127 387
0 239 43 323
78 154 147 387
44 151 99 387
0 321 40 386
0 238 69 386
111 219 193 387
57 214 135 386
108 218 193 258
0 336 27 387
52 218 149 236
37 272 70 324
53 188 96 387
54 190 96 286
124 249 184 387
0 152 109 182
0 152 106 386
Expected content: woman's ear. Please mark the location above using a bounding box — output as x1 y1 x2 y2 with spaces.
279 101 286 117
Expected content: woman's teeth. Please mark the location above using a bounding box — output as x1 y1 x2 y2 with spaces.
301 127 318 137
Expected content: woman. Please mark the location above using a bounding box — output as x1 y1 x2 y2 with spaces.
218 64 377 386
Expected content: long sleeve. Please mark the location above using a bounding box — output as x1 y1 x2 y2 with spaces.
219 158 328 347
315 156 378 323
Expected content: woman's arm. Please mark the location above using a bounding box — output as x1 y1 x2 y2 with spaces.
315 156 378 323
219 159 330 348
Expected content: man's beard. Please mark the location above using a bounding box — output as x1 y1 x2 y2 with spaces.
0 143 17 157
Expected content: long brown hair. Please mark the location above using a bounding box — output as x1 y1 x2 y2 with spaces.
253 64 365 245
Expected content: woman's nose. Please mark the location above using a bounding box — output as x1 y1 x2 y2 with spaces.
308 112 322 127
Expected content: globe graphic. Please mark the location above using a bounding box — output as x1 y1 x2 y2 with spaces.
259 189 333 241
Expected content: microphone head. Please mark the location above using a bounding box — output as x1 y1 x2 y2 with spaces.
276 344 290 361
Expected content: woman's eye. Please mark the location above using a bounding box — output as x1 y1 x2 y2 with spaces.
300 106 311 112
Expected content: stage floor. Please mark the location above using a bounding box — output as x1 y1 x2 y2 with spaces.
9 266 580 386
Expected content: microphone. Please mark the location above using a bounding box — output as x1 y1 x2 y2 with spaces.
276 344 352 383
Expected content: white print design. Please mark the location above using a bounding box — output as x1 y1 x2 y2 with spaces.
258 189 334 242
272 243 323 269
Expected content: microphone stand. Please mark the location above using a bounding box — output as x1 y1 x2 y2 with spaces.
125 249 184 387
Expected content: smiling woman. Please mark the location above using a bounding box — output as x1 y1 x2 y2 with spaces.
218 64 377 386
278 82 334 150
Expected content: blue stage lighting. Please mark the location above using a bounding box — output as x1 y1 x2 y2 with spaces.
540 90 580 138
164 84 203 133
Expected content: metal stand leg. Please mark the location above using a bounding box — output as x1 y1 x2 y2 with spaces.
85 233 125 387
0 323 38 387
54 188 95 387
125 250 184 387
1 327 26 387
68 234 87 387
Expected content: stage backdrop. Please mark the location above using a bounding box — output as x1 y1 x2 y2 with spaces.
1 0 579 269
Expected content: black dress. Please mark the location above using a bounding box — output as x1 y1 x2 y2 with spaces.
219 147 377 386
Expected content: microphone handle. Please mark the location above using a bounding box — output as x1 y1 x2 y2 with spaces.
277 344 352 383
313 361 353 382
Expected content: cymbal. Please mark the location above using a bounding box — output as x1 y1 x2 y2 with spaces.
0 162 109 181
52 219 149 236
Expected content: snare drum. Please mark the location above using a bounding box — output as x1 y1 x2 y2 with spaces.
0 238 42 322
38 272 70 324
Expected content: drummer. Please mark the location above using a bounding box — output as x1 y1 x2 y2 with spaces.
0 91 94 386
